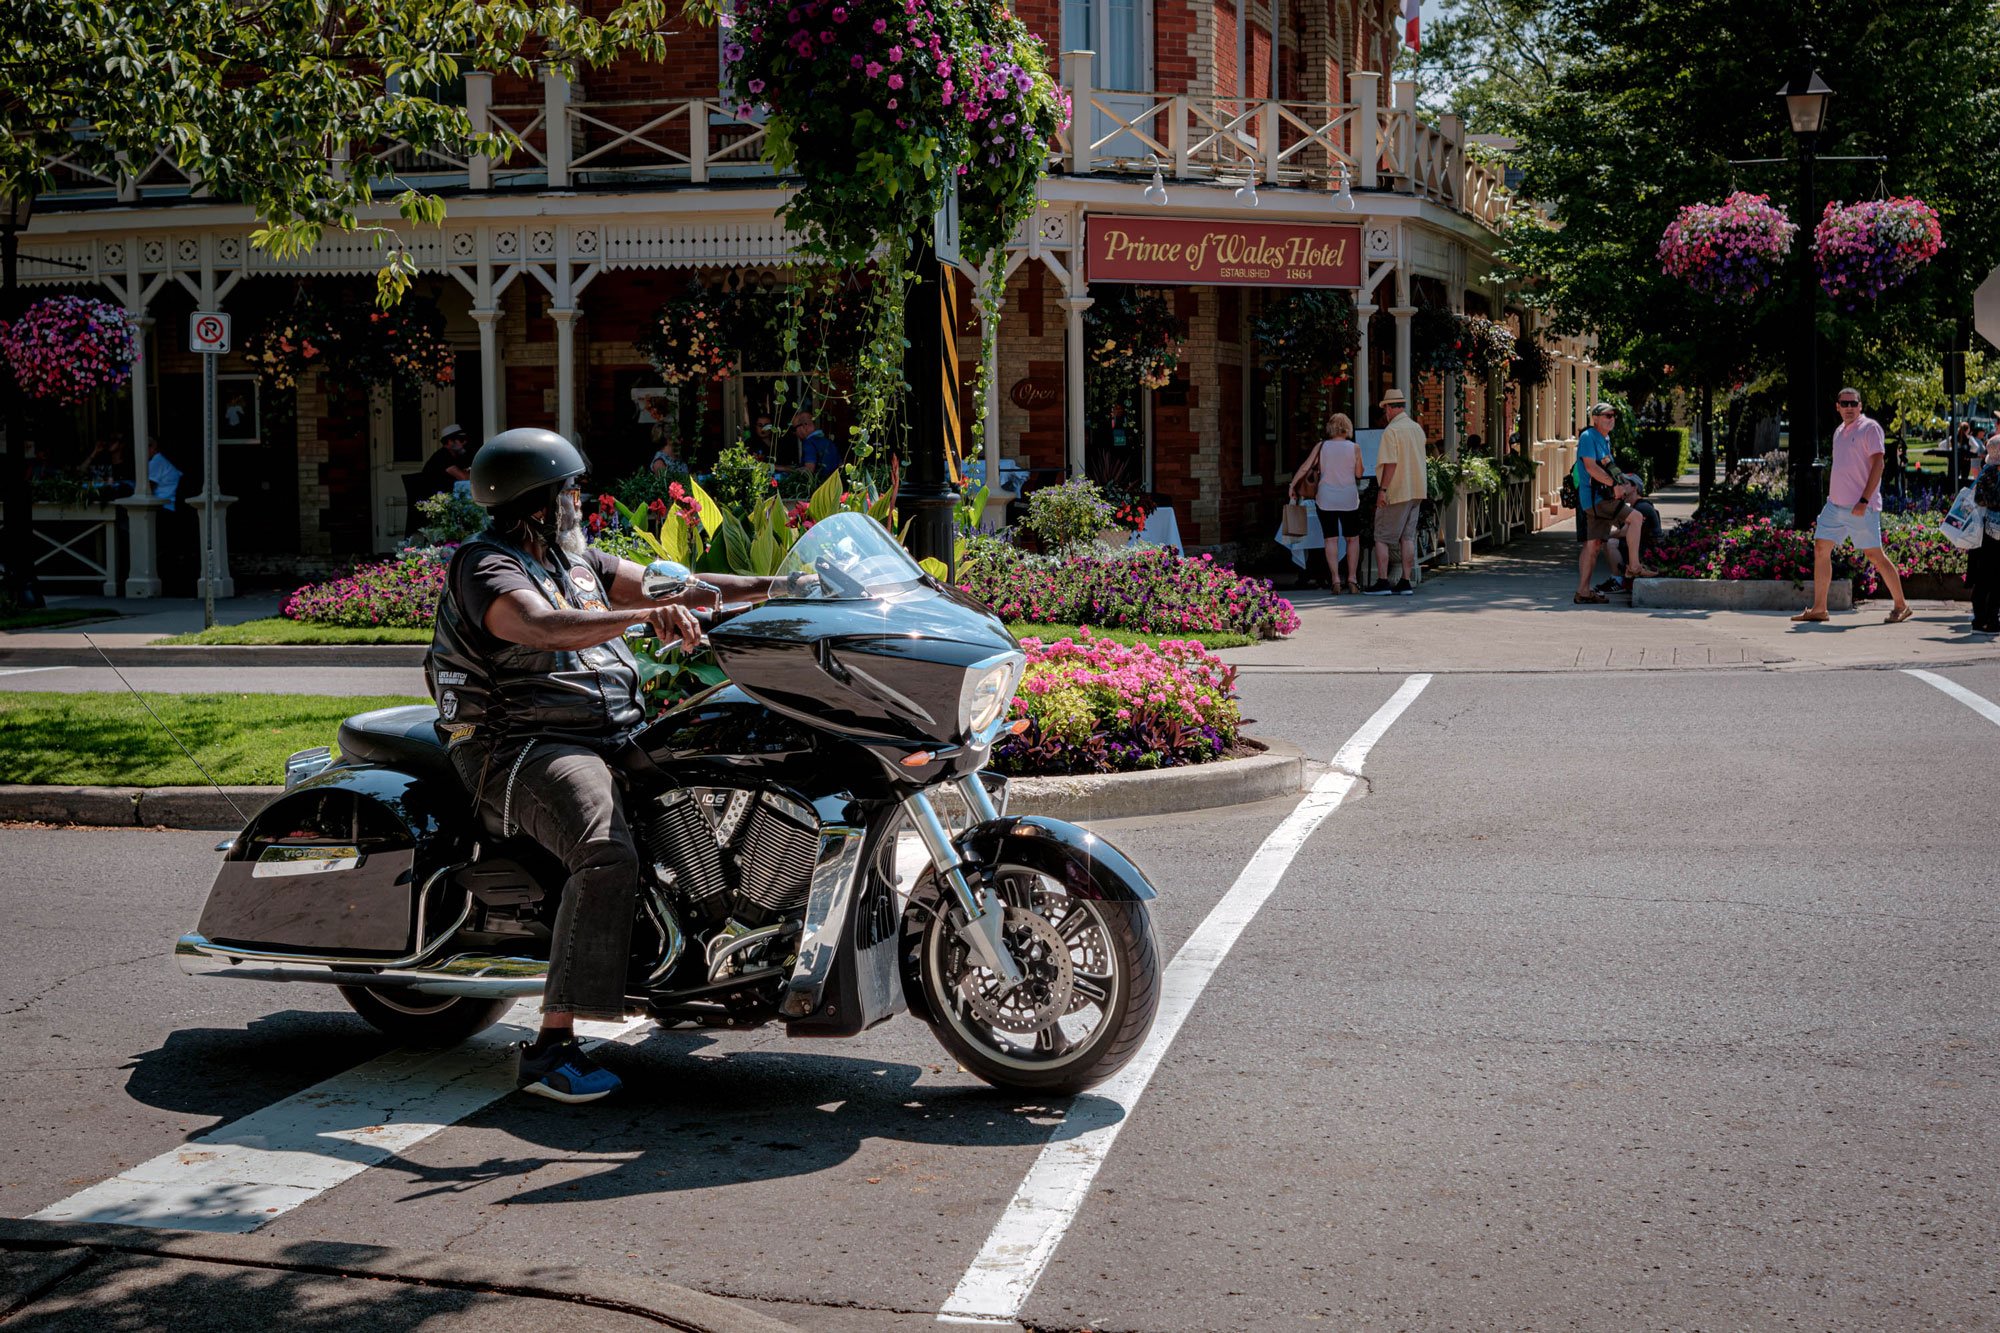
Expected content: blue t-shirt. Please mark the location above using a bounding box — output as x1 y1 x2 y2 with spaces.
800 430 841 474
1575 427 1610 509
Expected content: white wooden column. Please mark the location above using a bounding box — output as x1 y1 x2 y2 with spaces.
1060 293 1093 476
466 72 494 191
1390 305 1415 403
472 307 504 441
1354 301 1374 425
119 312 163 596
551 306 579 441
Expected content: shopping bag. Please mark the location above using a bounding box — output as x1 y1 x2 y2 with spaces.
1940 486 1986 551
1281 502 1311 538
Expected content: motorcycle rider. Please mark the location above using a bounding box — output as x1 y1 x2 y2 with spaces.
427 428 787 1103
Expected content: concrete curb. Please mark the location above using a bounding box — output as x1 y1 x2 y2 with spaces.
1632 577 1854 612
0 1217 802 1332
0 643 427 668
0 740 1303 830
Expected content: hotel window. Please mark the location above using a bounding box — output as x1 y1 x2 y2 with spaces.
1063 0 1150 91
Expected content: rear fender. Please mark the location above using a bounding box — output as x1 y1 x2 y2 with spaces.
195 765 468 959
899 815 1159 1023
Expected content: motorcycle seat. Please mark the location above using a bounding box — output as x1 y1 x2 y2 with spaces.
337 705 455 782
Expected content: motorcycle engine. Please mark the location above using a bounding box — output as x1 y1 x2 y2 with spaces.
636 785 821 930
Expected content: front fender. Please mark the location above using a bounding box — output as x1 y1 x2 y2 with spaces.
899 815 1158 1023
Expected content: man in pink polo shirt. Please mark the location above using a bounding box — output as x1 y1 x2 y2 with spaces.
1792 387 1911 624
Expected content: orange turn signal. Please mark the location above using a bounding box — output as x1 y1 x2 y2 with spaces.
899 750 935 767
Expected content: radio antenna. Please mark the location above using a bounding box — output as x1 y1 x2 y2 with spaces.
83 634 247 823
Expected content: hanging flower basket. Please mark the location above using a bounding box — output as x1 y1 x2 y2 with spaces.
1657 192 1797 304
0 296 139 403
244 285 455 392
1410 307 1512 377
1085 287 1182 396
1813 197 1943 304
1457 314 1517 378
636 282 736 387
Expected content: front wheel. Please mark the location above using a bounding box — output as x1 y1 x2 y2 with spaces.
913 865 1160 1095
337 985 516 1046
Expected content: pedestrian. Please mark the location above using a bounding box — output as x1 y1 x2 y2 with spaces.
1363 389 1425 596
1969 433 2000 634
1290 412 1365 593
1601 473 1661 593
1572 403 1650 604
793 411 841 478
648 432 681 474
147 437 192 594
1793 387 1911 624
418 424 473 500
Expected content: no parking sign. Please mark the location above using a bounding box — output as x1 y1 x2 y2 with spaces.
189 311 231 354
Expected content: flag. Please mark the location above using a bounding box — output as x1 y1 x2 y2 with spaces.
1402 0 1420 51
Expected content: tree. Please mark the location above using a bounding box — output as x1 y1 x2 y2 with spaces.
1497 0 2000 469
1404 0 1562 136
2 0 672 301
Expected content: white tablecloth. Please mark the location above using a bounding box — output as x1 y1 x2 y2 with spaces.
1136 505 1182 551
964 461 1028 534
1275 508 1356 568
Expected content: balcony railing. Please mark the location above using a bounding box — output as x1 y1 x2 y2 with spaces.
34 58 1507 228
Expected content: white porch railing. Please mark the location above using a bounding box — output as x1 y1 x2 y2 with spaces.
33 61 1507 227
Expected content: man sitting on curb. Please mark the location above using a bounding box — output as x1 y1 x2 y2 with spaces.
1600 473 1661 594
1792 387 1912 625
1573 403 1652 604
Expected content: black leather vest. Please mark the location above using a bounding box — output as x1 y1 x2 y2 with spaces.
426 537 645 750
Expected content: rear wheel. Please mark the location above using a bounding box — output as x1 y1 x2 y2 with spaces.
914 865 1160 1095
337 985 516 1046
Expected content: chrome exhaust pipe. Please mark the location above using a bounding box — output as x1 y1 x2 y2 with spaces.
176 933 546 999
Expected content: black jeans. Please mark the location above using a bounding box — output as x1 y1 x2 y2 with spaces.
1971 537 2000 628
454 740 640 1022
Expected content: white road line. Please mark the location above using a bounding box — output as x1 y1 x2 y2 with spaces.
1905 668 2000 728
937 673 1434 1325
0 666 68 678
32 1005 647 1233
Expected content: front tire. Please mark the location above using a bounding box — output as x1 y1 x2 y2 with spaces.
913 865 1160 1095
337 985 515 1046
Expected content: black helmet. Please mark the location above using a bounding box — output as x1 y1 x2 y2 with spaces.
469 428 587 511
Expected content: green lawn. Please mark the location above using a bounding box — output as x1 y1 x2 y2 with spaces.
0 607 122 631
157 617 432 645
1005 621 1255 650
0 692 427 787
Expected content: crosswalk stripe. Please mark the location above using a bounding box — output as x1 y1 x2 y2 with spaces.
32 1007 646 1233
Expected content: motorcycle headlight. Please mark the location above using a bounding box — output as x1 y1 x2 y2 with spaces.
959 652 1025 740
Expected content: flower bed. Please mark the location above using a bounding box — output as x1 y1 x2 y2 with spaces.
957 540 1299 639
993 632 1241 776
283 549 448 628
1649 509 1963 597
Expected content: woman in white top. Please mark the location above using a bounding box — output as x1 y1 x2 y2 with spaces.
1291 412 1366 593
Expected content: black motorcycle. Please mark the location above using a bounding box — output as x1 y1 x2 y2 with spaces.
176 513 1161 1093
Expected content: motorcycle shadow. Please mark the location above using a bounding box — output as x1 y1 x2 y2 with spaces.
397 1025 1124 1206
119 1014 1123 1207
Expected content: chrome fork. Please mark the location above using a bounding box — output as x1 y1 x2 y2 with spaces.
902 788 1024 990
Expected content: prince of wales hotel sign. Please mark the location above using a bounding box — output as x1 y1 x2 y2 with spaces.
1086 217 1362 288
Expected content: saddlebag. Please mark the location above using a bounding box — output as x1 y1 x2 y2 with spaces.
198 768 459 958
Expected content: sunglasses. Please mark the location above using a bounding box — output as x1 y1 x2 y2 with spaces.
1836 400 1860 407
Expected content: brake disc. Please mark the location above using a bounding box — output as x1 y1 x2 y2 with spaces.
957 905 1074 1035
1038 891 1109 1015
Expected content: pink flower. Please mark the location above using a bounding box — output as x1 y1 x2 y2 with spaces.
888 72 904 89
865 60 883 77
872 16 887 31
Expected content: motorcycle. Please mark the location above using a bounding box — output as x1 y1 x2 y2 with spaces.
175 512 1162 1093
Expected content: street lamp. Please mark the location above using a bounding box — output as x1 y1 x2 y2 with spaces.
0 183 41 608
1778 68 1831 529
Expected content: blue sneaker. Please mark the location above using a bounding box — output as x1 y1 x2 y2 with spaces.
517 1038 622 1104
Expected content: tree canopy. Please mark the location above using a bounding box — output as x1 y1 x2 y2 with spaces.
2 1 672 300
1463 0 2000 414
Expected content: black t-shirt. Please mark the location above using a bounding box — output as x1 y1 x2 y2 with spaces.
454 544 624 631
1634 498 1661 552
419 447 466 497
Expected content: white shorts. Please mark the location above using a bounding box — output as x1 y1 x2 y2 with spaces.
1813 501 1882 550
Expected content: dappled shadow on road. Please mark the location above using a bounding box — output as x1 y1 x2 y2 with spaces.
122 1013 394 1127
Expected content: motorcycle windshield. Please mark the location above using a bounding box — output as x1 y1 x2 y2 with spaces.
774 512 929 601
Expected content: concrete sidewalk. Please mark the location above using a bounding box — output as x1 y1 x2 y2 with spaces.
1228 482 1993 674
0 595 427 667
0 1217 806 1332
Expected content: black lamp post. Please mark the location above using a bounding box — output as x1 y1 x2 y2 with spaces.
0 185 42 609
1778 68 1832 530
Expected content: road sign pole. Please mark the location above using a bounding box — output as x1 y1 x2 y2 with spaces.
203 351 217 630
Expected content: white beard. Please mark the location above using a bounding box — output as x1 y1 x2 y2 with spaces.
556 492 588 557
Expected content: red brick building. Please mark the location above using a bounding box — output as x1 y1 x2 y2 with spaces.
19 0 1601 593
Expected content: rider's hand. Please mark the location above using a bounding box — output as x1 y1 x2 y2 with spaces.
646 603 703 650
778 569 819 597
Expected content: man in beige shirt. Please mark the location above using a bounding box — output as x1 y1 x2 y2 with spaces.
1364 389 1428 595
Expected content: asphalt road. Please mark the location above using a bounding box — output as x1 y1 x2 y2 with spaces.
5 663 1997 1330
